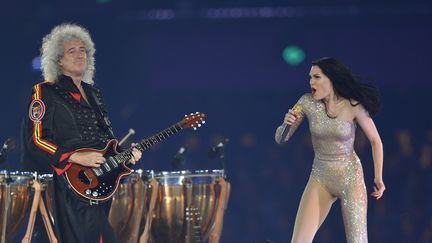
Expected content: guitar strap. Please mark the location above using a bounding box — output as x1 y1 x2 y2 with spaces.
87 87 115 139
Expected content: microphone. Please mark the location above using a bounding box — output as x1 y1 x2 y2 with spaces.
207 138 229 159
0 138 17 164
277 104 302 143
171 145 188 170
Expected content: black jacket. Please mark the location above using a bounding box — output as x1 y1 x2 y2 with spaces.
21 75 114 174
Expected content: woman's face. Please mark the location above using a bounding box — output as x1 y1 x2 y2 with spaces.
309 65 333 100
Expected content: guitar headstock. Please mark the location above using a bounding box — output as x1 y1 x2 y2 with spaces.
180 112 206 130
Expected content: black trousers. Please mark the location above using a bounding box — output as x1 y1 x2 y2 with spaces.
53 175 115 243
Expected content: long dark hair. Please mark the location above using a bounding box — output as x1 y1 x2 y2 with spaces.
311 57 381 116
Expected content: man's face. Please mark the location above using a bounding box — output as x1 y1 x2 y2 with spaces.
59 39 87 78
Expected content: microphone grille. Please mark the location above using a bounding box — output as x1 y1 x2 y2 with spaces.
293 104 302 114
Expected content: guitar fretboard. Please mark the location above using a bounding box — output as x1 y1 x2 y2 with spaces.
115 123 183 163
90 123 183 176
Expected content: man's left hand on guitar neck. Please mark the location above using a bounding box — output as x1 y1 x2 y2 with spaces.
129 142 142 165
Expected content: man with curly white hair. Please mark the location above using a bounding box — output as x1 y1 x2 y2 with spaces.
22 23 142 243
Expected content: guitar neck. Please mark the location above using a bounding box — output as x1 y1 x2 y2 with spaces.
114 123 183 164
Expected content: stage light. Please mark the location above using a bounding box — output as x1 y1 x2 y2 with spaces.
282 45 305 66
32 56 41 72
97 0 111 4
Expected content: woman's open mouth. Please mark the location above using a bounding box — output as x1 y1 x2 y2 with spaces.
311 88 317 95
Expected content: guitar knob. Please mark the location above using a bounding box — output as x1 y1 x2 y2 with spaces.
92 191 99 197
85 189 91 195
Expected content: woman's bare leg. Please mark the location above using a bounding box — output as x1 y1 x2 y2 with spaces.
291 177 336 243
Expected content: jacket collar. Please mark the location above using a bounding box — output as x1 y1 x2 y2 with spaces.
56 74 94 92
56 74 92 107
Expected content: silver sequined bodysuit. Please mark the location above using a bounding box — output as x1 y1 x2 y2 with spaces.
276 93 368 243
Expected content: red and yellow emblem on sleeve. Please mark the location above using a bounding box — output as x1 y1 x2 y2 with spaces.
30 83 57 155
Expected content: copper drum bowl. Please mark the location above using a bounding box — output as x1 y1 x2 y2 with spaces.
0 171 35 242
108 171 148 243
41 172 151 243
147 169 226 243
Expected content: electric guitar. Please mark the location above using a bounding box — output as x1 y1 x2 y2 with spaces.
63 112 205 202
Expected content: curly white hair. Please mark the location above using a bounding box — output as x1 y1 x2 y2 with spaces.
41 23 96 84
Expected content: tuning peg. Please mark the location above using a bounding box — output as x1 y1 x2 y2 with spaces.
198 124 201 127
202 121 206 124
184 114 187 117
193 127 197 130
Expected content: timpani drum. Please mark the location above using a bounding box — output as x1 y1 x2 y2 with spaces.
108 171 148 243
38 171 154 243
0 171 35 243
146 169 228 243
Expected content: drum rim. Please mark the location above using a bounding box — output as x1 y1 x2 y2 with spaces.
0 170 35 184
38 173 54 181
140 169 225 178
0 170 36 175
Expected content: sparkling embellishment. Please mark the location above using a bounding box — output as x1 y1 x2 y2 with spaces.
290 94 368 242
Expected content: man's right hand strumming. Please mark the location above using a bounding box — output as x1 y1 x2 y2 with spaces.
69 151 106 168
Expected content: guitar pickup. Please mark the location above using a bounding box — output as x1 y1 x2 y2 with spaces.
92 167 103 176
108 156 119 168
102 162 111 172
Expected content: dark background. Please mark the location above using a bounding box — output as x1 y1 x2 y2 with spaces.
1 0 432 242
